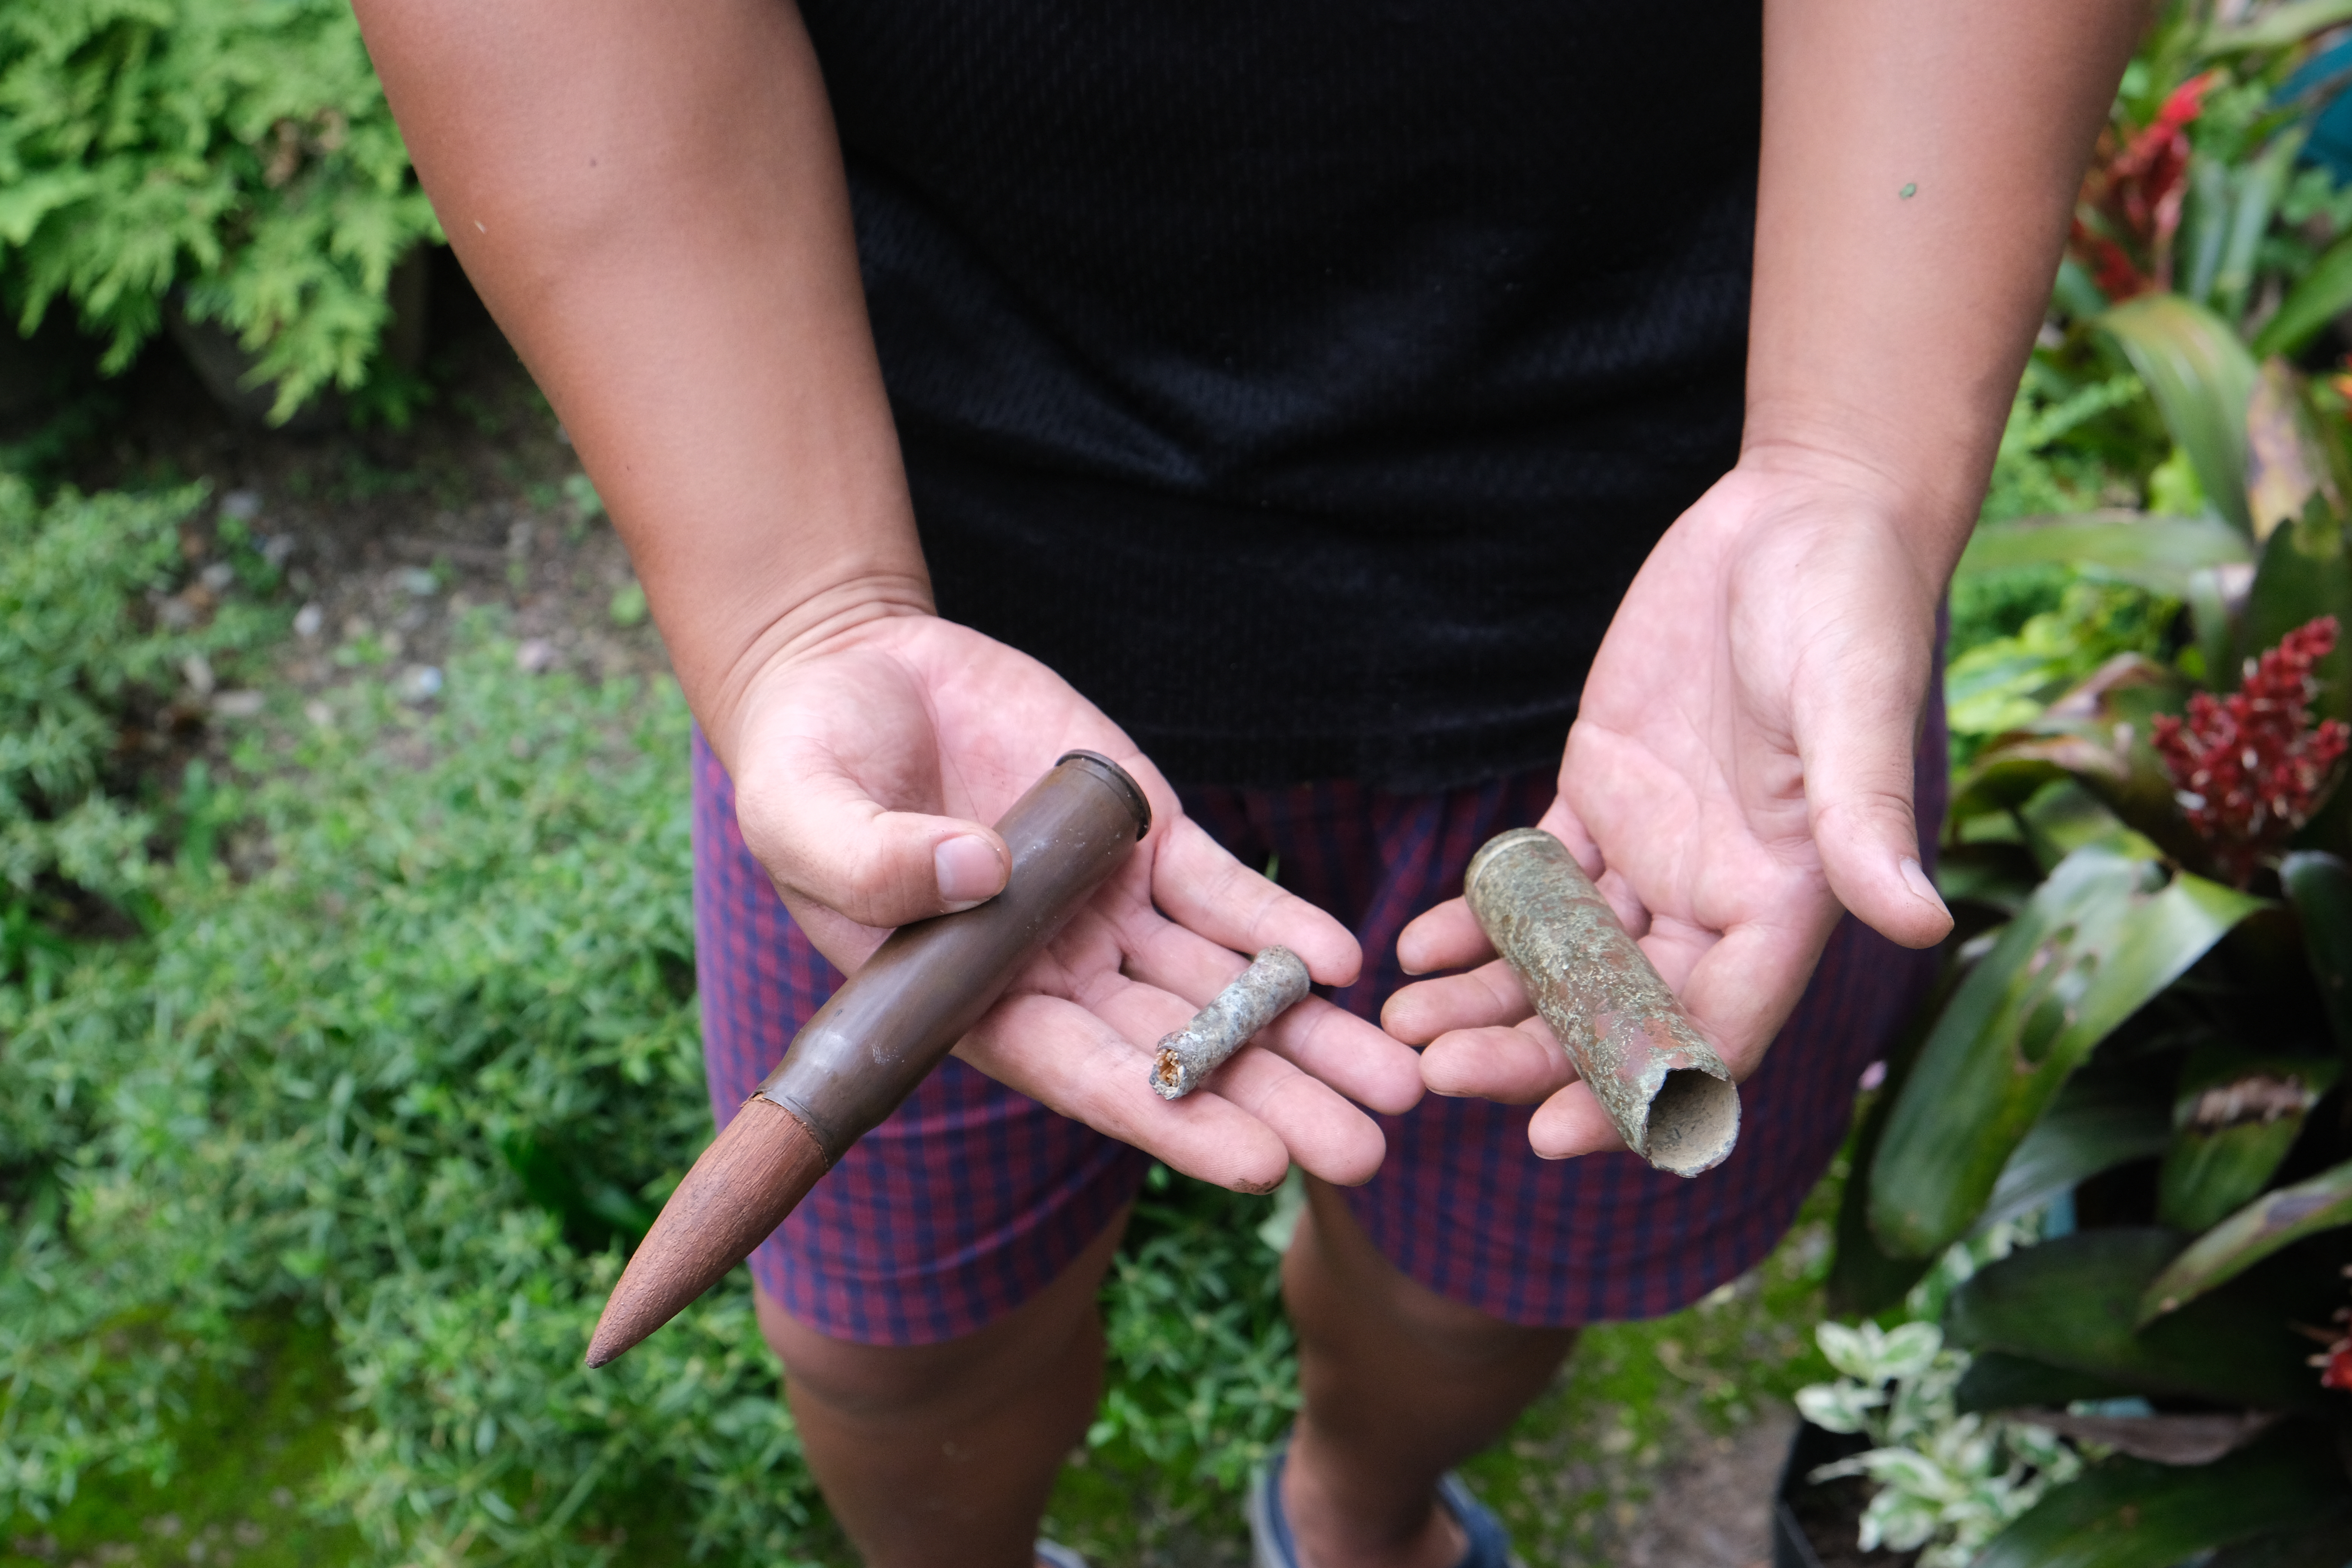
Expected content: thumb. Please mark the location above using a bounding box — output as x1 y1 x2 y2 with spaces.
734 749 1010 930
1801 696 1952 952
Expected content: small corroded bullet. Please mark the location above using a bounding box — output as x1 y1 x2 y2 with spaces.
1464 828 1739 1178
1150 946 1312 1099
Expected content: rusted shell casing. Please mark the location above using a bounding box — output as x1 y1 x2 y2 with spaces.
585 750 1150 1366
1150 945 1311 1099
1464 828 1739 1178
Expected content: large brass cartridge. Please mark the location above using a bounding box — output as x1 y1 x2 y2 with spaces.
586 750 1151 1367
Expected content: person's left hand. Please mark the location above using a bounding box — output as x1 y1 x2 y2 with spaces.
1379 451 1957 1158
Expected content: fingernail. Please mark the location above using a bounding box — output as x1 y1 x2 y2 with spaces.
935 835 1005 910
1899 857 1948 914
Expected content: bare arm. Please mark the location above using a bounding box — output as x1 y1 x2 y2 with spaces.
351 0 1427 1188
1390 0 2148 1156
351 0 922 763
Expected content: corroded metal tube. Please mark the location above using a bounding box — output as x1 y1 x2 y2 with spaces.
1149 946 1312 1099
1463 828 1739 1177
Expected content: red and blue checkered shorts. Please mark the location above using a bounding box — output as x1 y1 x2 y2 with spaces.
694 726 1944 1345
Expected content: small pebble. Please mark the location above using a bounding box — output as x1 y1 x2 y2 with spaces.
200 562 236 592
304 700 335 729
212 691 265 718
260 533 296 567
516 638 557 675
219 490 262 522
293 603 323 639
181 654 216 698
395 665 444 703
395 567 440 597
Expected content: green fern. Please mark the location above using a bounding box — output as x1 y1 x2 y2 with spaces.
0 0 442 422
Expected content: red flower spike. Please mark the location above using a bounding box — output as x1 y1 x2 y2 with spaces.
2152 616 2350 886
2069 72 2220 302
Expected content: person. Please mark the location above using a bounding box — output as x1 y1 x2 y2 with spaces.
351 2 2145 1563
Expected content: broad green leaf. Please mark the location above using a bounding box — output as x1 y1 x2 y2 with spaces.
1957 513 2251 600
2214 137 2306 325
2018 779 2166 873
1949 658 2202 867
1971 1424 2348 1568
1952 1351 2139 1416
1870 849 2265 1259
2100 295 2259 536
2156 1045 2340 1233
2253 228 2352 360
1829 975 1946 1316
2245 360 2339 541
1982 1066 2172 1231
2203 0 2352 55
2281 851 2352 1057
2208 1513 2352 1568
2140 1157 2352 1324
1944 1228 2329 1411
2237 506 2352 720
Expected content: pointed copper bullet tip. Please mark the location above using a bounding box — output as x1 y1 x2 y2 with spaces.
585 1096 829 1368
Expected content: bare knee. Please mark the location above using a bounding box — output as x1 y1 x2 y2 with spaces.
753 1205 1128 1428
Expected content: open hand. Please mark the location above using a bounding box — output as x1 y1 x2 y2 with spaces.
1380 456 1955 1159
723 611 1423 1192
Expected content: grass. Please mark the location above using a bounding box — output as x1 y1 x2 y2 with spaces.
6 1162 1846 1568
0 1311 358 1568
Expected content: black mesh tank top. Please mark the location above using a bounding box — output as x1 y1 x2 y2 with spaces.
798 0 1762 789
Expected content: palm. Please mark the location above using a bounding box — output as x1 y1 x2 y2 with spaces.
726 615 1423 1190
1383 466 1952 1158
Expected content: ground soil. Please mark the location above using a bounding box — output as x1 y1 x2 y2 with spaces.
34 280 1820 1568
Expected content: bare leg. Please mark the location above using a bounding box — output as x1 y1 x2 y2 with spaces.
1280 1178 1578 1568
755 1207 1129 1568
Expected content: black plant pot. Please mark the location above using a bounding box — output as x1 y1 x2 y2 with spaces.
1773 1421 1919 1568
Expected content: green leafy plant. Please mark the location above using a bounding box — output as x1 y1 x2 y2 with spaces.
1795 1315 2082 1568
1842 385 2352 1568
0 0 441 421
0 475 279 961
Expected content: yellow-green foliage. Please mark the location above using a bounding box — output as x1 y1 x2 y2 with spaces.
0 0 440 421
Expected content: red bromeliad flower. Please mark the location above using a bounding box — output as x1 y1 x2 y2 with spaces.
2321 1334 2352 1392
2308 1280 2352 1392
2151 616 2350 886
2070 72 2220 301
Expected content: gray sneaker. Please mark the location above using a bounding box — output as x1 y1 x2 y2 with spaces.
1034 1540 1090 1568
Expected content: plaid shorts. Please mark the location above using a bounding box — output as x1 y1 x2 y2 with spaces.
694 718 1945 1344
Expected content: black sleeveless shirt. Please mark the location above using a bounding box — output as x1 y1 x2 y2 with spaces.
799 0 1763 789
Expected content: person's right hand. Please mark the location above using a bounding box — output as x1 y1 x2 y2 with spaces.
721 608 1423 1193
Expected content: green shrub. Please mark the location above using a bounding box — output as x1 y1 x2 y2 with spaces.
0 0 440 421
0 475 278 958
2 608 1307 1565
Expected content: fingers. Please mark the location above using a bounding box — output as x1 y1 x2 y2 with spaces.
733 740 1012 929
1418 1019 1577 1104
1796 660 1952 953
1150 816 1363 987
1810 777 1951 951
1396 897 1488 976
1118 924 1423 1115
1527 1083 1630 1160
959 975 1390 1189
1379 957 1527 1046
